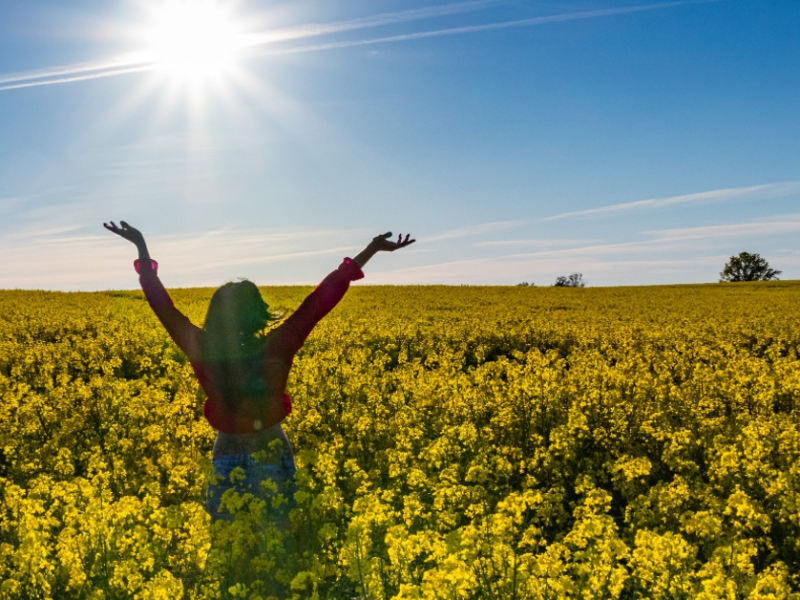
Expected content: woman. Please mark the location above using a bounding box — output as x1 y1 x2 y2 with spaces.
104 220 414 521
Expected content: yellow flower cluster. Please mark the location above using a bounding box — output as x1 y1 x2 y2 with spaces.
1 281 800 598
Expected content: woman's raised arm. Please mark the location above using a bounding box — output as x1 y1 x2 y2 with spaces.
270 232 415 358
104 221 202 361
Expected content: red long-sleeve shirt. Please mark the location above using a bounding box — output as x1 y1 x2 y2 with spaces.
135 258 364 434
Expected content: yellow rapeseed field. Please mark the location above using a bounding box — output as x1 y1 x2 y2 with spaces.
1 281 800 599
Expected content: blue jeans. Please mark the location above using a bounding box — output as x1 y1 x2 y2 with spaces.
206 453 297 524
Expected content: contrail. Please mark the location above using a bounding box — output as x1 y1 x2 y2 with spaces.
243 0 502 46
0 66 154 92
0 54 146 85
268 0 723 56
540 181 800 222
0 0 722 92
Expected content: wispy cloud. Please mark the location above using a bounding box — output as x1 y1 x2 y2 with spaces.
646 215 800 241
476 238 599 248
0 0 722 92
425 220 521 243
0 224 370 290
367 254 728 286
541 181 800 222
502 215 800 258
3 214 796 289
367 213 800 285
151 227 363 275
0 197 22 214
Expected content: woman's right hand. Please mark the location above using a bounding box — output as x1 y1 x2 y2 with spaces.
104 220 146 248
370 232 415 252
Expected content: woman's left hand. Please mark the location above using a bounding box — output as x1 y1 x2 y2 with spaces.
104 220 146 248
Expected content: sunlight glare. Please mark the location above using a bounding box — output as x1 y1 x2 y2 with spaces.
142 0 247 83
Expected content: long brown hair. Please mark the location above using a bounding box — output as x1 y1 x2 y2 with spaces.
200 280 278 407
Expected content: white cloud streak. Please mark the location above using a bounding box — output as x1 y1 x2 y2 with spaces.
0 198 22 214
646 216 800 241
244 0 501 46
0 0 722 92
0 54 146 85
425 220 521 243
272 0 723 57
500 215 800 259
0 65 154 92
367 254 728 286
0 225 368 290
476 238 599 248
541 181 800 221
367 214 800 285
3 214 797 289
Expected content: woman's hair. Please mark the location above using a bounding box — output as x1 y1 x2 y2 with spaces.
203 280 270 354
201 280 278 407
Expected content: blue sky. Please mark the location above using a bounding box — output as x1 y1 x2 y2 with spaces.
0 0 798 289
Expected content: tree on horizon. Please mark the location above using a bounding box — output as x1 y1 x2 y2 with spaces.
719 252 781 282
554 273 586 287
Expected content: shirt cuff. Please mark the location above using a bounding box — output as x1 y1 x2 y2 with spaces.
134 259 159 275
340 257 365 281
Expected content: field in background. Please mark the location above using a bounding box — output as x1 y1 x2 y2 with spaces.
2 281 800 598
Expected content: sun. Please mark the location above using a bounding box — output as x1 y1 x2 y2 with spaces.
140 0 248 84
